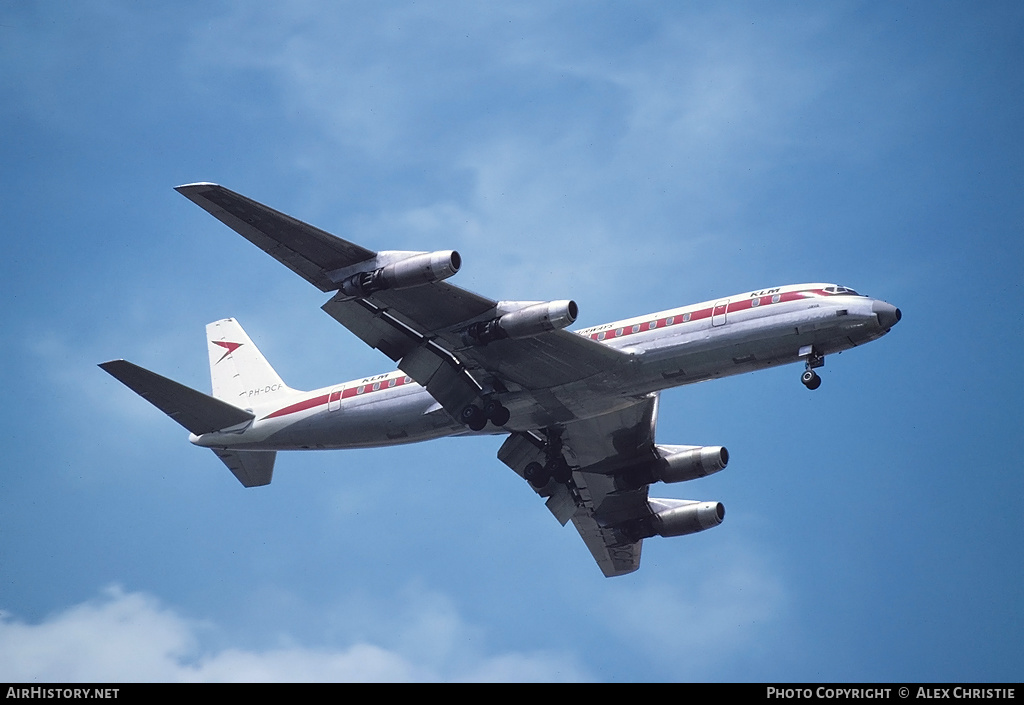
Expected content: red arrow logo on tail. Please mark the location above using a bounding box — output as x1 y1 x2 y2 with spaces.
212 340 243 364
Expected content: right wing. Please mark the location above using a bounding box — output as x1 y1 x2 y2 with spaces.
175 182 375 293
176 183 628 422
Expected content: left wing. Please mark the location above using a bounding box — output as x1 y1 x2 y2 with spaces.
176 183 628 422
498 394 728 577
498 395 659 576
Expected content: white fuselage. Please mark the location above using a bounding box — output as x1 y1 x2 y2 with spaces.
191 283 898 452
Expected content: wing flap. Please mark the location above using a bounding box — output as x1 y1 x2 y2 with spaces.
321 296 418 362
560 395 659 471
369 283 496 333
398 345 481 412
571 511 643 577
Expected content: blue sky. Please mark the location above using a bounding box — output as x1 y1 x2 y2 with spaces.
1 1 1021 682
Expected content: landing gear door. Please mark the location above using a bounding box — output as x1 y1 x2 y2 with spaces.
712 300 729 327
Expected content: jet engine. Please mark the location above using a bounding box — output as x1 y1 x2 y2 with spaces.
650 500 725 537
338 250 461 297
464 300 578 345
623 498 725 541
652 445 729 484
614 445 729 490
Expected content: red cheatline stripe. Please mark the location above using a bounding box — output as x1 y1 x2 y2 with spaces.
263 394 329 419
588 289 822 340
262 376 415 419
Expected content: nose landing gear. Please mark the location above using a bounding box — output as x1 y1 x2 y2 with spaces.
800 346 825 390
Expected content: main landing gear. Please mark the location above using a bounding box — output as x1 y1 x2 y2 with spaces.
523 430 573 489
523 457 572 488
801 346 824 390
460 398 510 431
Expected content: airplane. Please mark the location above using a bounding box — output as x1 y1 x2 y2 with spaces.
100 183 902 577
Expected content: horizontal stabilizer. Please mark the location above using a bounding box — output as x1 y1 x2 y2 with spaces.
213 449 275 487
99 360 254 435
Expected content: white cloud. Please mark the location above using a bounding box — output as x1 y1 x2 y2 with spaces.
601 541 787 678
173 3 864 309
0 586 590 682
0 587 198 682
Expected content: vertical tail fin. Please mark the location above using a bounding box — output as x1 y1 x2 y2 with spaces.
206 318 298 406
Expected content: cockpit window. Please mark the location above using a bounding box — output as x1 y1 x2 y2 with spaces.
825 285 864 296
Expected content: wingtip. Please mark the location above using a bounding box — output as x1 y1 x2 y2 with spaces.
174 182 220 193
98 360 132 382
98 359 135 377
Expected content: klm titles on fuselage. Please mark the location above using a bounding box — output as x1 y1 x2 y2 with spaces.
750 288 781 298
360 373 392 384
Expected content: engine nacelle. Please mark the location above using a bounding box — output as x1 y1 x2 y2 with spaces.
650 500 725 538
653 445 729 484
338 250 461 297
464 300 578 345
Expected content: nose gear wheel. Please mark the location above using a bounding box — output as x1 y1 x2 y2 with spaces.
800 347 825 390
801 369 822 390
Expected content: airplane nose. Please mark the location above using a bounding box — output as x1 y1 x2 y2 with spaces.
872 300 902 329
